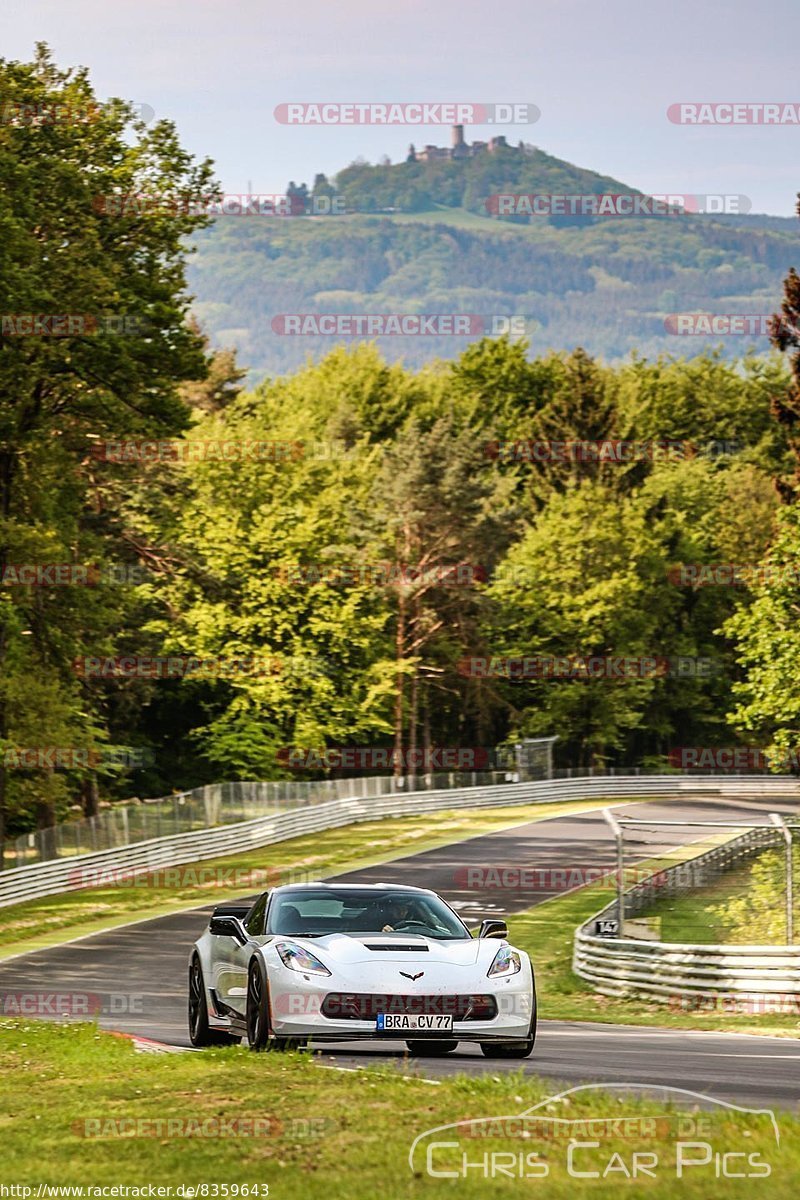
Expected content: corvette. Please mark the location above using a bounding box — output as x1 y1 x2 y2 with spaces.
188 882 536 1057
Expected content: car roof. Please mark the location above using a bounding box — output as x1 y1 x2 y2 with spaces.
270 882 434 896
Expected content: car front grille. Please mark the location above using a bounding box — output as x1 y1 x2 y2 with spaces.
320 993 498 1021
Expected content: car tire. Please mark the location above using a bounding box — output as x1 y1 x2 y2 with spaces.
406 1040 459 1056
479 997 537 1060
246 956 272 1051
246 957 309 1052
188 954 238 1047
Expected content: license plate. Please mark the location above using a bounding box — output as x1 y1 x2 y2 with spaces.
376 1013 453 1032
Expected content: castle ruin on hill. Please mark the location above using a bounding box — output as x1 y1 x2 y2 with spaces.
406 124 519 163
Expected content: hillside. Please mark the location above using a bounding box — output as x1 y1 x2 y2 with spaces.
186 144 800 378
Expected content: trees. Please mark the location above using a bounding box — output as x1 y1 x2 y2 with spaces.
142 347 403 778
769 262 800 494
485 480 662 766
371 412 517 775
721 198 800 761
0 45 216 855
724 503 800 761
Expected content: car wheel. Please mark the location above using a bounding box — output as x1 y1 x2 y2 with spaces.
188 954 238 1047
246 956 272 1051
246 958 308 1052
479 997 537 1059
406 1040 459 1056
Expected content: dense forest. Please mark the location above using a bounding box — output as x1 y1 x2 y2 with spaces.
4 49 800 848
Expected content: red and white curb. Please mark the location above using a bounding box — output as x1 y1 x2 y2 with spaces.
108 1030 193 1054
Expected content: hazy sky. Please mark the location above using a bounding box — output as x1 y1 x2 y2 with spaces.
3 0 799 215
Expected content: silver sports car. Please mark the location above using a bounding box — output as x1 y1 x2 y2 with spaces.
188 882 536 1057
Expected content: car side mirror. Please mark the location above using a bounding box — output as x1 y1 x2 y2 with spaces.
209 914 249 946
478 919 508 940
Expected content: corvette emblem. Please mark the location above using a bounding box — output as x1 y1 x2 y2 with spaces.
400 971 424 981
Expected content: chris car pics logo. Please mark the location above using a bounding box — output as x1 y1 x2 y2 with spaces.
409 1084 779 1181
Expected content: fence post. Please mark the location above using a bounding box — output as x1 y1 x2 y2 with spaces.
602 808 625 935
770 812 794 943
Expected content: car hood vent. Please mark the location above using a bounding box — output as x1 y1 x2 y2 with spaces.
363 943 430 952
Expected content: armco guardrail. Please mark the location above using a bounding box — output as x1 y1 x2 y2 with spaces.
2 773 799 910
0 776 537 908
0 771 514 870
573 825 800 1004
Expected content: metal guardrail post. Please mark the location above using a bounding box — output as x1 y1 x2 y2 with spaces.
770 812 794 944
602 807 625 934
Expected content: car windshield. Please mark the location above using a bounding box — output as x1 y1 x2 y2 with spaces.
267 888 470 940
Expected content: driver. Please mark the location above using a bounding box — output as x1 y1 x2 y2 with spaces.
381 898 415 932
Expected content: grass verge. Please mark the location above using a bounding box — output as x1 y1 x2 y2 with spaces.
628 865 751 944
510 844 800 1038
0 1020 796 1196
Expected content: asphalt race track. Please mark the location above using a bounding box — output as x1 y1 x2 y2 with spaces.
1 794 799 1110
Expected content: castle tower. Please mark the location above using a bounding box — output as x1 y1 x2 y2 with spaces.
451 123 468 158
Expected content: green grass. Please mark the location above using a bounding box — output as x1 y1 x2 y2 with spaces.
0 1020 796 1196
629 865 751 944
0 797 615 959
510 848 800 1038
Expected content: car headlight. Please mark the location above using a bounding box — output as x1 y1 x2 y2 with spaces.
487 945 521 978
275 941 331 976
